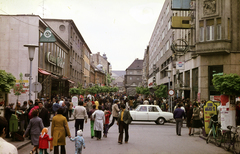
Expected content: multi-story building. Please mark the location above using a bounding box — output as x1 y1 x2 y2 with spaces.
112 71 126 92
44 19 85 88
0 15 71 103
146 0 240 101
83 44 91 88
142 46 149 87
124 58 143 96
91 52 110 75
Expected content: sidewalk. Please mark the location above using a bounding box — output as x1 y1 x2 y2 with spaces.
7 117 75 150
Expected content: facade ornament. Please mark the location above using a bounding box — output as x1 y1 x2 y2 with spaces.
203 0 216 15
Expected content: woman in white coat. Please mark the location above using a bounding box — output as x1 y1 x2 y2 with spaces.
92 105 105 140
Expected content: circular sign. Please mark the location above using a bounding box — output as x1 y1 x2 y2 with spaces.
31 82 42 93
168 89 175 96
44 30 52 38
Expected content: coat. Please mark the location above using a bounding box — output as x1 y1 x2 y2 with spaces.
192 107 200 120
39 134 53 149
92 110 105 131
39 107 50 127
51 114 71 146
117 109 132 125
25 116 44 135
112 103 120 117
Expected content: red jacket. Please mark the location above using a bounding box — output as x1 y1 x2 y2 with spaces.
39 134 53 149
105 111 111 124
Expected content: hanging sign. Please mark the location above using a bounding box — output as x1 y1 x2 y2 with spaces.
40 27 56 43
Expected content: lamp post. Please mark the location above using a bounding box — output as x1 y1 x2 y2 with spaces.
166 69 172 112
24 44 38 101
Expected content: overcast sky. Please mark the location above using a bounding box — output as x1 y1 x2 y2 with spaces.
0 0 164 70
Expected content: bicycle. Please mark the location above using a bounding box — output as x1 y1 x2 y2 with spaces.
222 125 240 154
206 116 223 147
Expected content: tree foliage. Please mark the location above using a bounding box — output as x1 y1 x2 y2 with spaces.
154 84 167 98
136 86 150 96
69 88 80 95
0 70 16 93
212 73 240 96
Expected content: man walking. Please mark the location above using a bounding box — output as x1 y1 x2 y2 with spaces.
38 101 50 127
173 104 185 136
108 100 120 130
73 101 88 136
117 104 132 144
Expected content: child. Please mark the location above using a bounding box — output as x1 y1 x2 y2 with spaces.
103 107 111 138
70 130 86 154
39 128 53 154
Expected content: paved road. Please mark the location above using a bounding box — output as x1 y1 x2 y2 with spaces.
19 120 231 154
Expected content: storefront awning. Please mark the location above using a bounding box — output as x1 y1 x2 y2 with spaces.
51 74 59 79
38 68 51 75
68 80 74 83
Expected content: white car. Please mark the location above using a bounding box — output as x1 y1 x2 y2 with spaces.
130 105 174 125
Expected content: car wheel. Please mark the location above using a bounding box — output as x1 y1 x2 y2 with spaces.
157 117 165 125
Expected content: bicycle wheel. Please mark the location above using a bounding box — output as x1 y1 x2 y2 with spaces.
215 129 223 147
206 129 213 144
233 135 240 154
223 131 233 151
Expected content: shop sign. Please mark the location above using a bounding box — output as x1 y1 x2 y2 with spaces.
176 61 185 70
203 101 217 134
71 96 78 108
46 52 64 68
40 27 56 43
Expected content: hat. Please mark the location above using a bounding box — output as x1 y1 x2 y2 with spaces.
77 130 83 136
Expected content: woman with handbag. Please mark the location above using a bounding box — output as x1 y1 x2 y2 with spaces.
191 103 204 135
51 108 71 154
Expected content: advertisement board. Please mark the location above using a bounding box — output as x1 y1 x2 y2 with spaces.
203 101 217 134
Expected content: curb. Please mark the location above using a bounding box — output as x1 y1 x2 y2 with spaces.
17 140 31 150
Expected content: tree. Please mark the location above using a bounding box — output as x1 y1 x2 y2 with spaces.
106 74 114 86
0 70 16 93
69 88 80 95
77 84 86 95
154 84 167 99
13 73 25 102
212 73 240 96
136 86 150 97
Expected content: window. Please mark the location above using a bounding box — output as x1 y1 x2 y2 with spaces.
148 106 158 112
166 5 169 15
166 41 169 51
168 20 171 30
217 18 221 40
206 19 214 41
138 106 147 112
130 77 132 80
129 71 132 75
137 78 139 80
160 49 163 57
199 20 204 42
162 30 165 40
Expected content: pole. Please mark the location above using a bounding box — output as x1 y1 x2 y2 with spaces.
29 60 32 101
168 76 170 112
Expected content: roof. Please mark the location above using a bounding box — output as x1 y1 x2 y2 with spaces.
112 71 126 77
126 59 143 70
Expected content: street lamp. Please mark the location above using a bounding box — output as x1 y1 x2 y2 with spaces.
24 44 38 101
165 69 172 112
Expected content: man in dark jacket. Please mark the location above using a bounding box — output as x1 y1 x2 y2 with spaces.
38 101 50 127
173 104 186 136
4 103 15 138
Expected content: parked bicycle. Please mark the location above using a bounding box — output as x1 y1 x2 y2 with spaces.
206 115 223 147
222 125 240 154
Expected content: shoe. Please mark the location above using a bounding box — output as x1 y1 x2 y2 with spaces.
29 151 33 154
125 141 128 143
118 141 122 144
91 136 94 139
178 134 181 136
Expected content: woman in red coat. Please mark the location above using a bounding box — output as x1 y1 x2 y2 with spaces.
39 128 53 154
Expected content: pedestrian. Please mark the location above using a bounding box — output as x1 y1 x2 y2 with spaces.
19 101 28 131
73 101 88 136
117 103 132 144
23 109 44 154
143 98 149 105
103 107 111 138
85 98 93 114
52 100 60 116
69 100 73 118
61 102 69 121
185 104 193 136
0 116 18 154
173 104 186 136
70 130 86 154
39 128 53 154
88 105 96 138
108 100 120 130
92 105 105 140
38 101 50 127
191 103 204 135
95 98 99 109
44 98 53 119
51 108 71 154
29 100 40 119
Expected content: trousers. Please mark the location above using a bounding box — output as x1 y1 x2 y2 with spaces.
176 118 183 135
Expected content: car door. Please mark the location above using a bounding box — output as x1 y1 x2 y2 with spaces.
148 106 160 120
135 106 148 120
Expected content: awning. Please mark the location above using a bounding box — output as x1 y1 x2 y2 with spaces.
51 74 59 79
68 80 74 83
38 68 51 75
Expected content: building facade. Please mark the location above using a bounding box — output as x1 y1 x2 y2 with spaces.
125 59 143 96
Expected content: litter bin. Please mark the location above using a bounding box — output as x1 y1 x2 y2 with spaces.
9 114 18 132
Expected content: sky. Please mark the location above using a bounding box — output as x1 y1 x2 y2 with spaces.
0 0 164 70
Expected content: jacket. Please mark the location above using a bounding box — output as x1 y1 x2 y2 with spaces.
173 108 185 119
192 107 200 120
25 116 44 135
51 114 71 146
112 103 120 117
39 107 50 127
92 110 105 131
0 137 18 154
73 106 88 120
117 109 132 125
39 134 53 149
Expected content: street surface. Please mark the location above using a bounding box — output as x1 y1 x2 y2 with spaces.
19 119 231 154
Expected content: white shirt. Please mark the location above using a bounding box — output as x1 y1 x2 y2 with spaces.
59 101 64 107
0 137 18 154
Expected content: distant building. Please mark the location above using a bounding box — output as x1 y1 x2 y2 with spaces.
124 59 143 96
112 71 126 92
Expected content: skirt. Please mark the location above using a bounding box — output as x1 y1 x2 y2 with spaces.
31 134 40 146
192 120 203 128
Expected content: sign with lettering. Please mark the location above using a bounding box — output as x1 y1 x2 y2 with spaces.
176 61 185 69
203 101 217 134
71 96 78 108
46 52 65 68
40 27 56 43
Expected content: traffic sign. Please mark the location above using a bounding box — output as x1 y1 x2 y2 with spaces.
31 82 42 93
168 89 175 96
